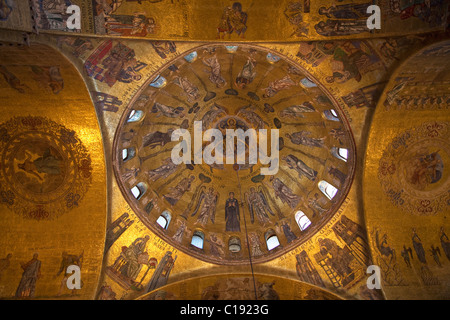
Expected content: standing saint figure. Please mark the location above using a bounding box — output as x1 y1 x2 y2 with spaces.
15 253 41 298
225 192 240 232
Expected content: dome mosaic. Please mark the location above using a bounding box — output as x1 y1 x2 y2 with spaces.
113 44 356 265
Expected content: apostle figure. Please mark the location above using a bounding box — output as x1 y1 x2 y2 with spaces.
283 154 317 181
235 56 257 89
164 175 195 206
173 76 200 102
285 131 326 148
56 251 84 296
0 253 11 281
151 102 185 118
147 158 178 182
119 235 150 282
440 227 450 261
271 177 301 209
203 54 226 88
279 102 316 117
225 192 240 232
412 228 427 264
262 75 296 98
15 253 41 298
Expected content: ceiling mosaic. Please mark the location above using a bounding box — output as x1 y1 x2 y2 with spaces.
0 0 449 303
113 43 356 265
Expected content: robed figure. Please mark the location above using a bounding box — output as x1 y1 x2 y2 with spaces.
412 228 427 264
225 192 240 232
15 253 41 298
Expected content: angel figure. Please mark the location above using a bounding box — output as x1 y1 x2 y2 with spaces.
245 186 275 225
191 187 219 226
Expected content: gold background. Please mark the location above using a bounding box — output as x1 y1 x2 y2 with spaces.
0 0 449 300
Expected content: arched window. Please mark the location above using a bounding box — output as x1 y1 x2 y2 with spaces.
295 211 312 231
331 147 348 162
150 75 167 88
265 230 280 251
127 109 144 123
156 210 171 230
130 182 147 200
323 109 340 121
121 147 135 162
318 180 338 200
266 52 281 64
338 148 348 160
184 51 198 63
300 77 317 88
228 237 241 253
225 45 238 53
191 231 204 249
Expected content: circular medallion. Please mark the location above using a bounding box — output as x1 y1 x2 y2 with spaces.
0 116 92 220
378 121 450 215
113 44 356 265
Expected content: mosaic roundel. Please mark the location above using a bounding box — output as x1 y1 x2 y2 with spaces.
378 121 450 215
0 116 92 220
113 44 356 265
